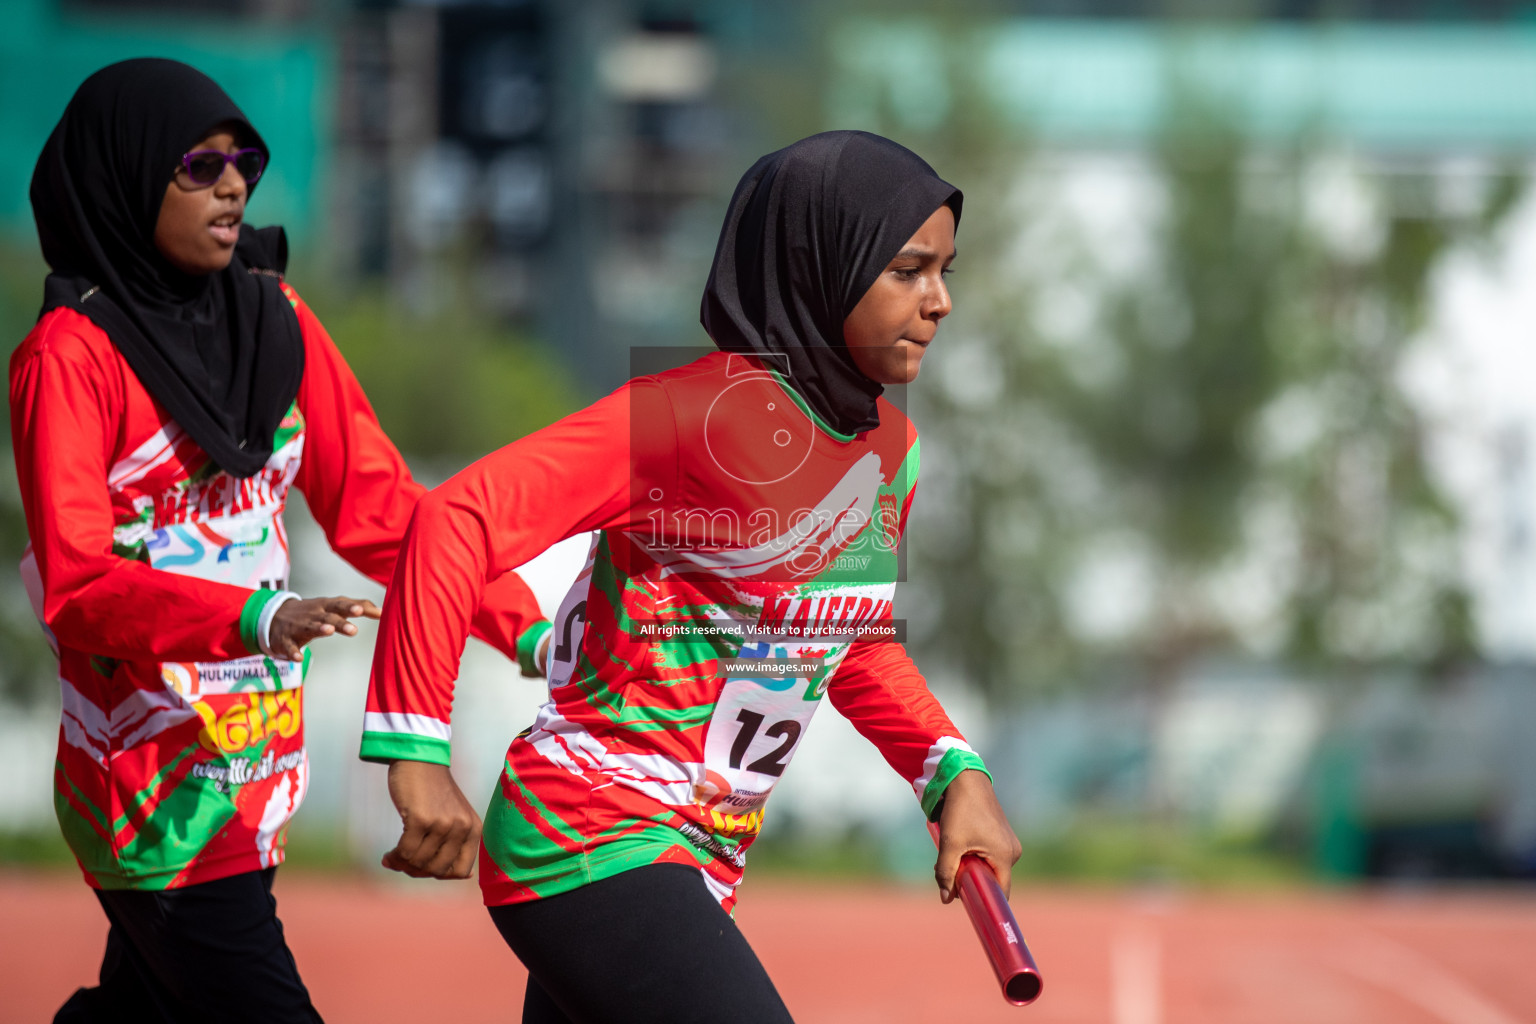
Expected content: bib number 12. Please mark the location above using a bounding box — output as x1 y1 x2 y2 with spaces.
728 710 800 777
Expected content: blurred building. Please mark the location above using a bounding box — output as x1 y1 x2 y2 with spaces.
329 0 734 386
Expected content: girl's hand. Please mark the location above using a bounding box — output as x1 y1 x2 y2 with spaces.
935 769 1022 903
382 759 482 879
267 596 381 662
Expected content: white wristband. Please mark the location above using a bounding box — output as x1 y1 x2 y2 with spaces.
258 591 301 658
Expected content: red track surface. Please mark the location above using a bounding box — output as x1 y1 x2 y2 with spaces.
5 870 1535 1023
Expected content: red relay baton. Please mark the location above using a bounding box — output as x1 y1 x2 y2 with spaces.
929 822 1043 1006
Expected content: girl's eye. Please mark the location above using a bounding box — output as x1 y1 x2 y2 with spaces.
186 154 225 181
893 267 920 279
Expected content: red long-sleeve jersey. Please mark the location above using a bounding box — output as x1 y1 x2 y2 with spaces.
365 351 988 910
10 284 546 890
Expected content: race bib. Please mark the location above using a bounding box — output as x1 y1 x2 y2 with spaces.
162 654 303 699
547 536 600 690
696 639 845 834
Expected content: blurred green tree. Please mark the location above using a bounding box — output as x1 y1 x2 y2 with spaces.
730 10 1524 702
294 269 581 467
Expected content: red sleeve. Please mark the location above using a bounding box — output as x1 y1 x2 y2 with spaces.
827 639 989 819
8 312 256 661
825 456 990 820
286 287 545 661
361 379 673 764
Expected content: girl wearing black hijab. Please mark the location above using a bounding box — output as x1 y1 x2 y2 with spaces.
363 131 1022 1022
15 59 551 1022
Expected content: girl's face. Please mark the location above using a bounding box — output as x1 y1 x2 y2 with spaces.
153 123 250 276
842 204 955 386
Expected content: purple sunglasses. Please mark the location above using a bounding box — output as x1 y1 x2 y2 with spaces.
177 148 266 187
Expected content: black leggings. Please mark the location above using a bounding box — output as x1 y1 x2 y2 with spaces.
55 866 322 1024
488 863 794 1024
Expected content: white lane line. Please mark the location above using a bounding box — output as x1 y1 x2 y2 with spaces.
1332 931 1522 1024
1112 923 1162 1024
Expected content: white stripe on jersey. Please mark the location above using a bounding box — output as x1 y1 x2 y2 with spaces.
605 752 698 807
912 736 976 800
700 867 737 905
107 422 185 491
525 704 609 778
58 676 201 764
527 704 697 804
113 686 200 752
362 711 451 742
59 677 109 766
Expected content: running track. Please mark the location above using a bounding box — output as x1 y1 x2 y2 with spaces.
4 872 1534 1023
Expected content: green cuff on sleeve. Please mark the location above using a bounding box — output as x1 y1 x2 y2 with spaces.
517 619 554 676
359 731 452 766
920 747 993 822
239 589 285 655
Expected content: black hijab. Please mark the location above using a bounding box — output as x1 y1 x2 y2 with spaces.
31 58 303 479
701 130 962 437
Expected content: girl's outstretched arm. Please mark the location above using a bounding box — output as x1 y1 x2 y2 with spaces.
364 379 675 876
827 638 1021 899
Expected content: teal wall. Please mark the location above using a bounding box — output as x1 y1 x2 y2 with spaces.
0 0 333 246
832 19 1536 150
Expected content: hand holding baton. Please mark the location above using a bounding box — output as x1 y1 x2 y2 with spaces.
929 821 1043 1006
